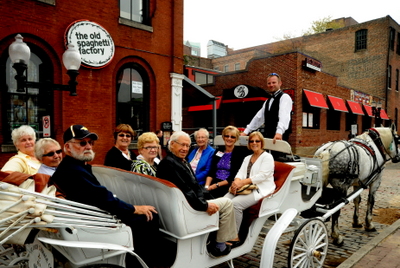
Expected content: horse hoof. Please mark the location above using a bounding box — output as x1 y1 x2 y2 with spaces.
352 223 363 228
365 227 377 232
333 238 344 247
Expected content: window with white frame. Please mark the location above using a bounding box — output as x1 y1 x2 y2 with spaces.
120 0 150 25
224 65 229 73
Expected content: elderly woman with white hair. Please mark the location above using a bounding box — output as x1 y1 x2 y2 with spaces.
1 125 41 174
35 138 63 176
187 128 215 186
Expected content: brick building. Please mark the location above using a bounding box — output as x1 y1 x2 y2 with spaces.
209 16 400 128
0 0 184 166
184 51 393 156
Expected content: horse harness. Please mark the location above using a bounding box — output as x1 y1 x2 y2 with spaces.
322 128 389 189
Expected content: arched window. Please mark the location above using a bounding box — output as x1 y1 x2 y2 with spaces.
116 63 149 135
2 44 53 143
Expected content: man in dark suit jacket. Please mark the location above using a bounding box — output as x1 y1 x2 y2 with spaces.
51 124 160 267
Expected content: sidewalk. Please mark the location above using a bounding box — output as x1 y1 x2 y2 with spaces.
338 217 400 268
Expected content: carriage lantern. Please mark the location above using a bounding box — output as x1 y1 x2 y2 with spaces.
303 165 319 184
8 34 81 96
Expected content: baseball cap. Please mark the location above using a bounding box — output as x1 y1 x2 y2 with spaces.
63 125 99 143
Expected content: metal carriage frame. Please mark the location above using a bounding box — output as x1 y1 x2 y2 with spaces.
0 135 357 268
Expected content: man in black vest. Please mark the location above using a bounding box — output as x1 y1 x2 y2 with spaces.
241 73 292 143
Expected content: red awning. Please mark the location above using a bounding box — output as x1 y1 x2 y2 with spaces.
327 95 348 112
188 97 222 112
303 89 328 109
363 105 373 117
222 96 267 104
346 100 364 115
380 109 390 120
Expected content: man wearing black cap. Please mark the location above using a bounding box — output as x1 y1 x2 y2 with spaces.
51 125 160 267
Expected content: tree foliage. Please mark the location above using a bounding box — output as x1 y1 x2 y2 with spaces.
277 16 345 40
302 16 344 36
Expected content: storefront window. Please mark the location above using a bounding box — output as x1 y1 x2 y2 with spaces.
2 50 53 143
116 64 149 136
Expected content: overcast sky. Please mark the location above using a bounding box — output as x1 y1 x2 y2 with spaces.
184 0 400 57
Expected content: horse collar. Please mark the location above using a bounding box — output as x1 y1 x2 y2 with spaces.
367 128 386 160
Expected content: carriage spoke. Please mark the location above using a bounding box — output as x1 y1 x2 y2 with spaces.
289 218 328 268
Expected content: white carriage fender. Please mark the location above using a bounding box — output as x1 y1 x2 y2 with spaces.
38 237 149 268
259 208 298 268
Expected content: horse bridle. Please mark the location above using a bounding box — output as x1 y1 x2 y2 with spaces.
368 128 400 163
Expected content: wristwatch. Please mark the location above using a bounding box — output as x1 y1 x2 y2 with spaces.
205 185 209 189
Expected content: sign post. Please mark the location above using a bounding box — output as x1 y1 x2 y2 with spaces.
42 115 51 137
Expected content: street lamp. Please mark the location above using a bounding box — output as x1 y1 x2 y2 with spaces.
371 100 382 127
8 34 81 96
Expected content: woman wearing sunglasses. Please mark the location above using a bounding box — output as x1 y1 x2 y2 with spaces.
104 124 137 171
35 138 63 176
131 132 160 176
224 131 275 247
204 126 250 198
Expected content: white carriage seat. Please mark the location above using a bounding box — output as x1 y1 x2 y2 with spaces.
239 161 296 233
213 135 295 160
93 165 219 239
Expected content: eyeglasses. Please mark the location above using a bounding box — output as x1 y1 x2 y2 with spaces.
70 140 95 147
224 135 236 139
143 146 158 150
42 149 63 157
268 72 280 77
118 133 132 138
249 140 261 143
174 141 191 148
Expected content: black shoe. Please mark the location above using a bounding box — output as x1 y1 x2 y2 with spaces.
207 244 232 258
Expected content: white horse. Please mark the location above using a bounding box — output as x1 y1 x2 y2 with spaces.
314 126 400 245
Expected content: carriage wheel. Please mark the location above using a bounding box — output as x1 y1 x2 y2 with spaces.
81 265 124 268
288 218 328 268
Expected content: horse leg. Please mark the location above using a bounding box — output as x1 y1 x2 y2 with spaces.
331 209 344 246
365 175 382 232
352 185 363 228
330 186 348 246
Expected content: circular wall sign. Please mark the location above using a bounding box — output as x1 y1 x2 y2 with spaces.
65 20 115 68
234 85 249 98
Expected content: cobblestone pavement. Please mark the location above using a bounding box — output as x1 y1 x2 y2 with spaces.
213 162 400 268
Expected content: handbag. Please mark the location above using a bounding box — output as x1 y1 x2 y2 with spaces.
236 184 258 195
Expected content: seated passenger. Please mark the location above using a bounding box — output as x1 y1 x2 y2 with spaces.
187 128 215 186
205 126 250 198
1 125 41 175
35 138 63 176
51 125 160 267
157 131 237 258
224 131 275 246
131 132 159 176
104 124 137 171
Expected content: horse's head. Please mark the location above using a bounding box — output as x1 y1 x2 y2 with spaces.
374 126 400 163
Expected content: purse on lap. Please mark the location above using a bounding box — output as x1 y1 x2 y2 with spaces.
236 184 258 195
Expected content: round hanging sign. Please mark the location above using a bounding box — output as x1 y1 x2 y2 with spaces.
65 20 115 68
234 85 249 98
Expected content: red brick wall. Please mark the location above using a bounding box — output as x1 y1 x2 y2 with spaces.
196 52 354 155
0 0 183 166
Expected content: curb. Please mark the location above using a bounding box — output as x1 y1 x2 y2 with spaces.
337 217 400 268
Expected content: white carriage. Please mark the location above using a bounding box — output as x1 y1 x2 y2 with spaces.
0 136 335 268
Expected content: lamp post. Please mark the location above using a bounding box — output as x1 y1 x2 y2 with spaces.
8 34 81 96
371 100 382 127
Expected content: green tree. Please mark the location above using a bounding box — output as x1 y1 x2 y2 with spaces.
302 16 344 36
